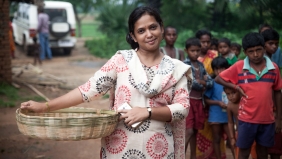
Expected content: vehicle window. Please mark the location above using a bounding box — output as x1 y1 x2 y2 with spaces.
44 9 67 21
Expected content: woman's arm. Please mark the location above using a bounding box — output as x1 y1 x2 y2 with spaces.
21 54 119 112
119 75 190 126
21 88 83 112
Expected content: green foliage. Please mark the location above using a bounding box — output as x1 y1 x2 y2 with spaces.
0 83 45 108
0 83 18 107
78 23 105 38
85 32 131 59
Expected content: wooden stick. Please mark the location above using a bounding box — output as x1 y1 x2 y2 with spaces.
23 82 50 101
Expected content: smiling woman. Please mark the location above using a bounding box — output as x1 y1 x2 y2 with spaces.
21 6 192 159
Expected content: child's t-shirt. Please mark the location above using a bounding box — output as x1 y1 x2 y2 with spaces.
219 56 282 124
225 53 237 65
205 80 228 123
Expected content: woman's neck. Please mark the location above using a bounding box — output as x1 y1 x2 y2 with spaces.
136 48 163 67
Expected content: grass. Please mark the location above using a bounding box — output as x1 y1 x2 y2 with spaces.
77 22 105 38
0 83 45 108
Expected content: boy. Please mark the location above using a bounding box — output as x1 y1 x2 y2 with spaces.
204 57 235 159
261 29 282 159
258 24 282 77
183 37 213 158
160 26 185 61
218 37 237 66
225 87 257 159
215 32 282 159
230 42 241 58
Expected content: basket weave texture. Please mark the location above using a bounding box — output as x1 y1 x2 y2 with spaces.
16 107 119 140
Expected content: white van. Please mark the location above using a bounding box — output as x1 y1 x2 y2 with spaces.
12 1 76 55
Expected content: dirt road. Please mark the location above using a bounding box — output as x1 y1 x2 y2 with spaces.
0 38 109 159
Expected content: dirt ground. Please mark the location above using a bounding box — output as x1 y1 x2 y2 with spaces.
0 38 109 159
0 38 235 159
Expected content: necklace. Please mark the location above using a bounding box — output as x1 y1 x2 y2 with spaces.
250 64 265 75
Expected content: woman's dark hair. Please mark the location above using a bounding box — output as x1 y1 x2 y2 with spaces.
261 29 280 42
185 37 201 49
126 6 163 49
211 56 229 70
242 32 264 51
195 29 212 39
218 38 231 47
258 23 272 33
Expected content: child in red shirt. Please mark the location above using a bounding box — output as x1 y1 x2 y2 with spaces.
215 32 282 159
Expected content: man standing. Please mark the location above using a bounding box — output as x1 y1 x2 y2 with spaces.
37 7 52 60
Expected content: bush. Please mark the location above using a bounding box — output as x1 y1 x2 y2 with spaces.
85 32 131 59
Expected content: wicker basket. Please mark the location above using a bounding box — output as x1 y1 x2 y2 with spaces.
16 107 119 140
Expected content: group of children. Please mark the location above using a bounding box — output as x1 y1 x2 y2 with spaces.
161 24 282 159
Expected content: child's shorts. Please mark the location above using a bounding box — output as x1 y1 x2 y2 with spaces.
236 120 275 149
268 132 282 155
186 98 205 130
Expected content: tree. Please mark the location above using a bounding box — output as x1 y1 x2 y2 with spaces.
55 0 95 37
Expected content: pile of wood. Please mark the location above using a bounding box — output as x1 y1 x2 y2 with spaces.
12 64 67 101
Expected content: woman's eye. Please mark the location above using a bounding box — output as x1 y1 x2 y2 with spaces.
150 25 157 30
138 29 144 34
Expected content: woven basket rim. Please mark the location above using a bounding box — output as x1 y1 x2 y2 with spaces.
16 107 118 119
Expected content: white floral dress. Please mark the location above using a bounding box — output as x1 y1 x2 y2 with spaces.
78 50 192 159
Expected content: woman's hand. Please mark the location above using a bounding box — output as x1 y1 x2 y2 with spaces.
20 101 46 113
118 107 149 126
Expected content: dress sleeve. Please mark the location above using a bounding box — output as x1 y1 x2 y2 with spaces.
78 54 118 102
219 62 239 85
168 74 190 122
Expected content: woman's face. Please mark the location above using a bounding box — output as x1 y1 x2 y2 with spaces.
131 14 163 52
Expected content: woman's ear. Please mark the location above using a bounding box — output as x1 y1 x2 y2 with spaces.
130 33 137 42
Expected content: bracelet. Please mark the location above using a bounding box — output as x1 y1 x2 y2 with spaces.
234 85 239 90
45 102 50 112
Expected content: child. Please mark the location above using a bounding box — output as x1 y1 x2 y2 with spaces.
31 37 42 65
215 32 282 159
183 37 213 158
204 56 235 159
210 38 218 51
160 26 185 61
230 43 241 58
261 29 280 59
218 38 238 66
258 24 282 77
225 87 257 159
261 29 282 159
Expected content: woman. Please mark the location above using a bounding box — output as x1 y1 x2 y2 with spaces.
21 6 192 159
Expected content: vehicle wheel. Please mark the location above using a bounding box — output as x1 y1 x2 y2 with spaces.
63 48 72 55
